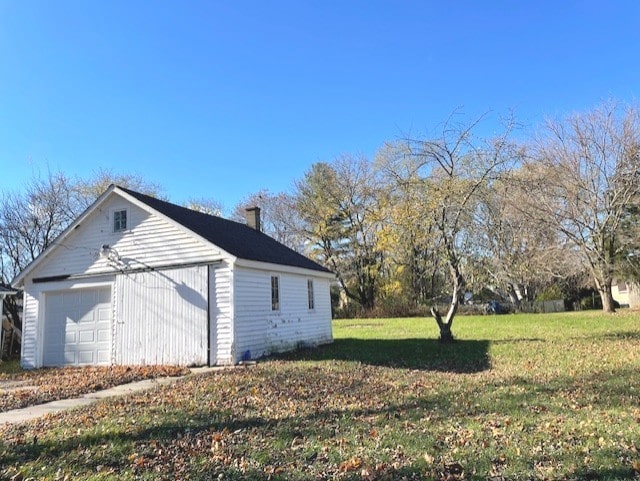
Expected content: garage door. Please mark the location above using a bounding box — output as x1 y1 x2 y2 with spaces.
43 287 112 366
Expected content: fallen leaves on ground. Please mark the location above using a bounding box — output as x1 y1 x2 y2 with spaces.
1 357 639 480
0 365 188 413
0 314 639 480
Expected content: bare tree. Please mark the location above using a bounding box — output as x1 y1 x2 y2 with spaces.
475 176 580 307
73 168 164 209
0 172 80 328
0 172 78 280
392 113 519 341
186 197 224 217
521 102 640 313
232 189 305 252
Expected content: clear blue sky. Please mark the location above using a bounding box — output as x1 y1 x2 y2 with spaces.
1 1 638 211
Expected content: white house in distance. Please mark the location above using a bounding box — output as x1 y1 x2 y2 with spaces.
612 280 640 308
12 185 334 369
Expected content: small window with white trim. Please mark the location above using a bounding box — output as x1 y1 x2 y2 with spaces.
271 275 280 311
307 279 315 310
113 209 128 232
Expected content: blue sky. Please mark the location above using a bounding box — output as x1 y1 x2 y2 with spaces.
1 1 638 211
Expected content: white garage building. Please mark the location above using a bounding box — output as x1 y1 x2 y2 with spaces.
13 185 334 368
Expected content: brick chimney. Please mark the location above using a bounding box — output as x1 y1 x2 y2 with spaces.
245 206 261 232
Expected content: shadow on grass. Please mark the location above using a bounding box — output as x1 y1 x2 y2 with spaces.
490 337 545 344
279 338 491 373
592 330 640 341
0 399 437 474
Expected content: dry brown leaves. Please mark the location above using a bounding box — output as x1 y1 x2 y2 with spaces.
0 365 188 413
1 334 639 481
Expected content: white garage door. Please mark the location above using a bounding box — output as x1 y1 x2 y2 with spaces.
43 287 112 366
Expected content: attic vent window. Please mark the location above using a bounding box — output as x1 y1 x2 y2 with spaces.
113 209 128 232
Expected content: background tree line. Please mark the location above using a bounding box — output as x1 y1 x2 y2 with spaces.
237 101 640 339
2 101 640 340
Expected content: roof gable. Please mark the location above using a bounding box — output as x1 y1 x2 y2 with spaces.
118 187 331 274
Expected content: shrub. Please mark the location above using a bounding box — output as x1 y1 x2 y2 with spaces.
536 284 564 302
580 294 602 310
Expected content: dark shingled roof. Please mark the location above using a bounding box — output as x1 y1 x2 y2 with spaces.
120 187 331 274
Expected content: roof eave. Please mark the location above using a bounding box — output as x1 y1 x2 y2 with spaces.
234 257 336 279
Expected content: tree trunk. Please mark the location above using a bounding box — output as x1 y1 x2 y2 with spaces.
429 261 464 343
506 284 521 312
595 274 616 313
430 306 454 343
600 286 616 313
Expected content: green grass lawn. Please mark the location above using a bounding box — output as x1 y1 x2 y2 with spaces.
0 360 22 376
1 311 639 480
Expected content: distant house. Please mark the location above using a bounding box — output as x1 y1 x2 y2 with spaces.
612 280 640 308
13 185 334 368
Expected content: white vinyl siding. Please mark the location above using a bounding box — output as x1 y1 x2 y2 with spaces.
233 267 269 360
114 266 208 366
233 266 333 362
34 195 222 279
209 263 234 365
267 274 331 351
20 289 40 369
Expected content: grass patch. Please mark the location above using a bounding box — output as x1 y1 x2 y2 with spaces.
0 360 23 376
1 311 639 480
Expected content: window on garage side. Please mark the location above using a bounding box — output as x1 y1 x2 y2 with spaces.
307 279 315 310
113 209 128 232
271 275 280 311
